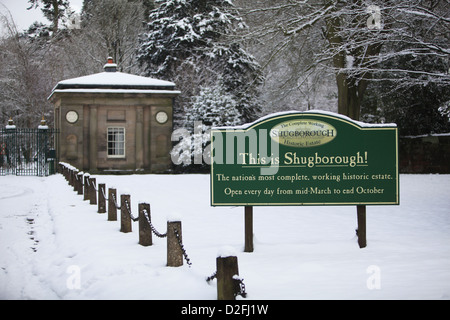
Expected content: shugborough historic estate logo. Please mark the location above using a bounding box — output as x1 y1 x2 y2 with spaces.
270 119 337 148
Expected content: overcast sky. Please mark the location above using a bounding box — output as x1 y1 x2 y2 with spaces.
1 0 83 34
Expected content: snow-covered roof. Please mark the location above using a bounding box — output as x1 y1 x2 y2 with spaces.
50 88 181 95
53 71 176 90
48 59 178 100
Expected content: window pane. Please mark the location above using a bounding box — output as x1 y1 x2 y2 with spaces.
107 127 125 157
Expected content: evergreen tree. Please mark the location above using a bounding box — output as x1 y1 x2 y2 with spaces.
171 83 241 171
27 0 70 34
185 83 241 127
138 0 263 127
361 54 450 136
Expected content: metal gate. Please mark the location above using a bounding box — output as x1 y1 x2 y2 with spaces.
0 127 58 176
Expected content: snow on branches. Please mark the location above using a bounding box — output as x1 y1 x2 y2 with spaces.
138 0 263 127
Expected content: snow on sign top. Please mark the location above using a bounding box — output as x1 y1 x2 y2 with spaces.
49 58 178 99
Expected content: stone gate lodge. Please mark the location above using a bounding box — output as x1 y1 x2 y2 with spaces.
49 58 180 173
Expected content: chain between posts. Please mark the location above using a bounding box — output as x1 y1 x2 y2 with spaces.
123 198 138 222
101 187 108 201
142 209 191 266
173 227 192 267
233 275 247 298
143 208 167 238
59 163 193 267
206 270 247 298
141 209 192 267
111 193 121 210
206 272 217 283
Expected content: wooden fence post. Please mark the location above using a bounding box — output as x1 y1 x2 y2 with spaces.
108 188 117 221
120 194 132 233
98 183 106 213
138 203 152 246
76 172 83 195
83 175 90 201
72 169 79 192
89 177 97 205
167 221 183 267
216 255 239 300
69 169 75 187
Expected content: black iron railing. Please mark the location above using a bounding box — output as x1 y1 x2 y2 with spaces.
0 127 58 176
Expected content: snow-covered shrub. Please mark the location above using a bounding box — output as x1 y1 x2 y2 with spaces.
171 84 242 172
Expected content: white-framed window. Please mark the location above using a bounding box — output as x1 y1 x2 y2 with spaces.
107 127 125 158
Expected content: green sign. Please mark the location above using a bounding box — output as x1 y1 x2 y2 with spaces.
210 111 399 206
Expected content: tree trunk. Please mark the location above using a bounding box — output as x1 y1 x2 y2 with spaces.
326 12 382 121
52 0 59 34
336 75 362 120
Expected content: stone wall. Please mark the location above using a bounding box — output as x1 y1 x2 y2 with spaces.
399 134 450 173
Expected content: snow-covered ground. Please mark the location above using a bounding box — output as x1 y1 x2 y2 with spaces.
0 173 449 300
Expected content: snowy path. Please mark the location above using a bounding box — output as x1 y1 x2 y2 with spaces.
0 177 58 299
1 174 449 300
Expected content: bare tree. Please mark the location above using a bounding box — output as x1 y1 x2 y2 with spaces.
0 11 54 127
237 0 450 120
0 0 154 128
80 0 153 73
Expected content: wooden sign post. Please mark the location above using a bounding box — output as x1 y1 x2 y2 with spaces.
357 205 367 248
244 206 253 253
